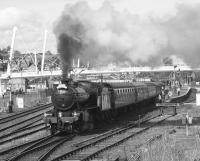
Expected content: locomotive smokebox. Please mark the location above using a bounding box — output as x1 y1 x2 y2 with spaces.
52 83 90 111
52 84 75 111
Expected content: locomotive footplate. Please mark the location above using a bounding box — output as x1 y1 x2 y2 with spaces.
59 116 79 123
44 116 79 124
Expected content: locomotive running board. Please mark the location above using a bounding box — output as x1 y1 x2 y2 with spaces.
156 103 183 107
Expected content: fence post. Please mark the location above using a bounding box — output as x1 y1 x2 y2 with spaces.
138 115 141 127
160 106 164 116
173 106 177 116
186 113 189 136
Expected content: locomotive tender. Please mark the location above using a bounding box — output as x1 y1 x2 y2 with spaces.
44 79 163 134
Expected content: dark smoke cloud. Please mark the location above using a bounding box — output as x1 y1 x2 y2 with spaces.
54 1 200 69
53 15 83 77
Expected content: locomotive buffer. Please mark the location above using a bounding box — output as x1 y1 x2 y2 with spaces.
156 103 181 116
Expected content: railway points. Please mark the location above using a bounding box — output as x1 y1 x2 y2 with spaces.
0 104 53 155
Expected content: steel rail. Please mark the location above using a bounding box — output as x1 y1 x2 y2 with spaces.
0 121 46 140
0 108 51 135
8 135 75 161
37 135 76 161
51 113 169 161
0 114 42 133
0 135 52 155
0 126 49 145
0 103 52 124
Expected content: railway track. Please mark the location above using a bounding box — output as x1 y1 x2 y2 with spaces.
6 134 75 161
0 104 52 139
0 106 164 161
0 103 52 124
0 136 51 156
1 88 194 160
49 114 171 161
0 122 49 145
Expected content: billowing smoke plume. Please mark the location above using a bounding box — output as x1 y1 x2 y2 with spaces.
159 4 200 67
53 1 200 73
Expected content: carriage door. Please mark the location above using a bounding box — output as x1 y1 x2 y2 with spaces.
101 87 112 111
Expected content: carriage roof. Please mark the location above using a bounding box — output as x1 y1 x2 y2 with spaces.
102 82 159 88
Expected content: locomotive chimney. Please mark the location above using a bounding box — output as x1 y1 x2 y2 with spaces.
73 59 75 67
77 58 80 68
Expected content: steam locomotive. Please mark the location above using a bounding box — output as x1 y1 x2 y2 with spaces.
44 79 163 134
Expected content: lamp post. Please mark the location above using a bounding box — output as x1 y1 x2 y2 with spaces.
8 77 13 113
174 65 176 86
6 26 17 113
173 65 177 92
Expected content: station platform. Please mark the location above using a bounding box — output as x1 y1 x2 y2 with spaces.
164 86 191 103
172 86 190 97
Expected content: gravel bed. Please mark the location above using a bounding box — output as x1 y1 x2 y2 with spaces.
0 121 45 144
0 108 50 130
0 130 49 160
99 101 200 161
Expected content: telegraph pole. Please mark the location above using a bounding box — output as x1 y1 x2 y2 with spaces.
41 30 47 75
34 52 38 73
7 26 17 113
7 26 17 75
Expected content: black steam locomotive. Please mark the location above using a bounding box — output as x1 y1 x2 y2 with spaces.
44 79 163 134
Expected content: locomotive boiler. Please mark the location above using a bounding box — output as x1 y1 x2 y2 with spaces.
44 79 163 134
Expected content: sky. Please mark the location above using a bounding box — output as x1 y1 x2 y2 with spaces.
1 0 200 66
0 0 69 53
0 0 106 53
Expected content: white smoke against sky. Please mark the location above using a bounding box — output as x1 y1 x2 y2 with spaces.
53 0 200 67
0 7 56 53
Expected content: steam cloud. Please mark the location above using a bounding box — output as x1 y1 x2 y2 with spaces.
53 1 200 71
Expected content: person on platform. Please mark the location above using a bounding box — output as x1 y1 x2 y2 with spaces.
158 94 162 103
177 87 180 96
161 87 165 103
